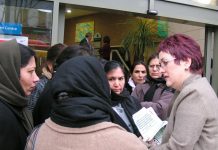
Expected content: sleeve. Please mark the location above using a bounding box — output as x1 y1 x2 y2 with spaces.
0 106 21 150
131 84 144 103
130 96 142 110
152 91 207 150
140 90 174 120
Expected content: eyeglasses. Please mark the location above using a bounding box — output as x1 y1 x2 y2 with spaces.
160 58 176 68
149 64 161 70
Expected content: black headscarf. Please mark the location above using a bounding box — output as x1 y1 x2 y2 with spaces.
50 56 114 127
111 88 140 110
143 67 166 102
0 40 33 133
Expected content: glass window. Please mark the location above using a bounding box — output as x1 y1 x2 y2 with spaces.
0 0 53 50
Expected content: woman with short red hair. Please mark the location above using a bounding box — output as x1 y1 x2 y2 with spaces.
151 34 218 150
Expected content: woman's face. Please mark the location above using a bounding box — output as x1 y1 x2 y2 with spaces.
19 56 39 96
159 51 190 90
106 67 125 94
148 58 162 79
131 64 146 85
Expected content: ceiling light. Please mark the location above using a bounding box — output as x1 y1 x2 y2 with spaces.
66 9 72 13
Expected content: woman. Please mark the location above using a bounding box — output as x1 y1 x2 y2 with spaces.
152 34 218 149
33 45 89 126
132 53 174 120
104 60 141 137
0 40 39 150
126 60 147 94
26 56 147 150
28 43 66 111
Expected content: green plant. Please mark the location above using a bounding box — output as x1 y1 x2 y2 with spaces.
122 18 159 63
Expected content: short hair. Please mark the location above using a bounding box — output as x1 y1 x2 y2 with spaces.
104 60 124 74
47 43 66 62
19 44 36 68
130 60 146 74
54 45 90 69
157 34 203 74
85 32 92 38
103 36 110 44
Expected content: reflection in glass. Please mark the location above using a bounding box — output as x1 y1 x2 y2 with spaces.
0 1 53 50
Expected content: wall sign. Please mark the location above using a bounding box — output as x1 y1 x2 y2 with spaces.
0 23 22 35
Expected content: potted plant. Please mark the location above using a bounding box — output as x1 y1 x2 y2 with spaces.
122 18 165 63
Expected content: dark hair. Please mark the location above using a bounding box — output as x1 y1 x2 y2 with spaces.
147 53 159 66
85 32 92 38
54 45 90 69
104 60 124 74
19 44 36 68
103 36 110 44
130 60 146 74
146 53 159 78
47 43 66 62
157 34 203 74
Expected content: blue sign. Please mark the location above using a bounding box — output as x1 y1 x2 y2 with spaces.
0 23 22 35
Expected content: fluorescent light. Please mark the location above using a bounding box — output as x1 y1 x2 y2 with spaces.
192 0 212 4
37 9 52 13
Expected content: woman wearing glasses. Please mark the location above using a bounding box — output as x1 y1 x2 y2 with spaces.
151 34 218 149
132 53 174 120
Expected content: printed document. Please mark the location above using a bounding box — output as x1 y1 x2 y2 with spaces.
132 107 167 142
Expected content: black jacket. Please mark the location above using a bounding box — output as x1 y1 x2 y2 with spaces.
0 100 28 150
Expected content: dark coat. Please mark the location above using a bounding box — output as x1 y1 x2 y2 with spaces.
0 100 28 150
99 43 111 60
80 38 90 48
79 38 94 55
111 89 141 137
33 80 52 126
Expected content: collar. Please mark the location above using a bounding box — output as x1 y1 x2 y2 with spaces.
180 74 201 91
128 77 136 90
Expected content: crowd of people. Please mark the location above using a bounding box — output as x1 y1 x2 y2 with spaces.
0 33 218 150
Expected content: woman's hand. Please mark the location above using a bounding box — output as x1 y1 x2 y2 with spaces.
139 137 157 149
